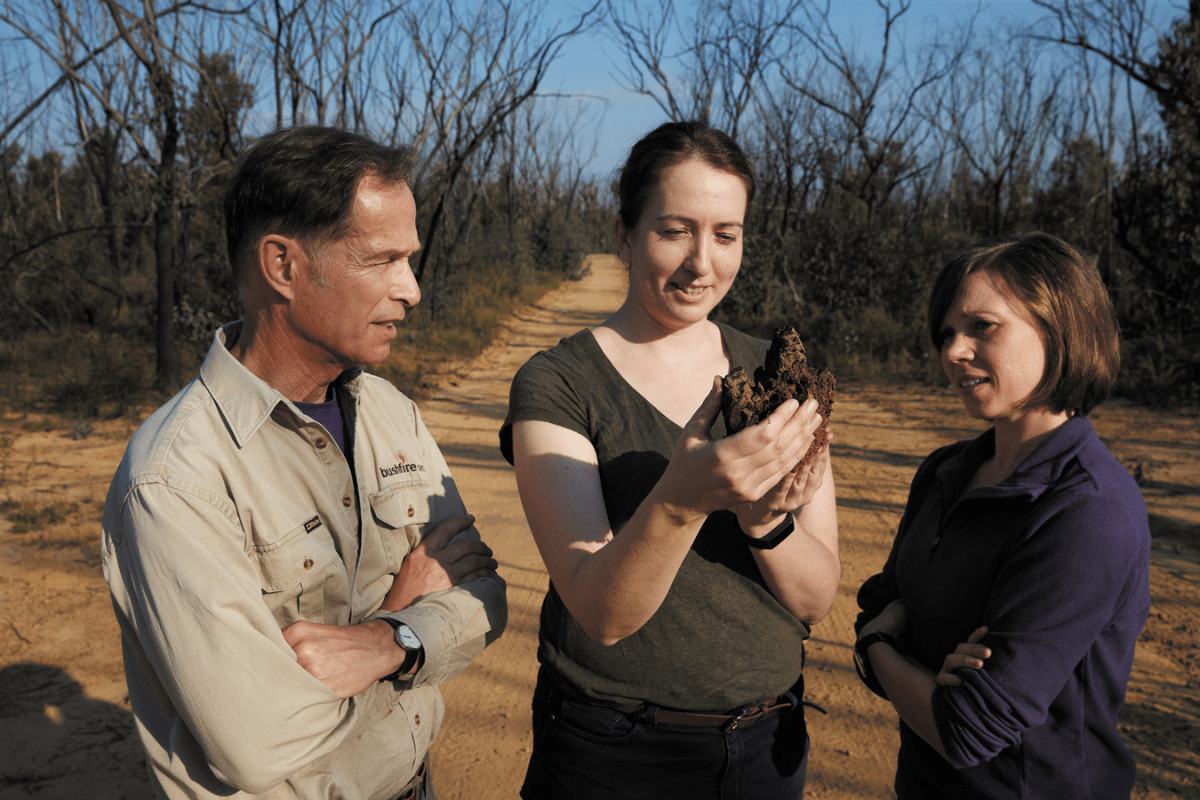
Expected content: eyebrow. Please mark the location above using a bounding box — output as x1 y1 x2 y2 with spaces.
368 246 420 261
655 213 744 229
956 303 1001 317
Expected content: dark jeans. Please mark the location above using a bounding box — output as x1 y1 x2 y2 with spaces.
520 669 809 800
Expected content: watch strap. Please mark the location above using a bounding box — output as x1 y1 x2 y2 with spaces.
854 630 900 699
380 618 422 682
743 515 795 550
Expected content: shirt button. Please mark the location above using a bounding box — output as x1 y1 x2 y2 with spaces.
303 558 314 570
407 506 415 518
414 715 421 726
315 438 327 449
342 497 352 508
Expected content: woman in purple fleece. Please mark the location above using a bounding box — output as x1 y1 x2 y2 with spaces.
855 233 1151 798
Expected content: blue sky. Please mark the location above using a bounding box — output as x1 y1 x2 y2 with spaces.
1 0 1181 178
540 0 1181 178
541 0 1029 177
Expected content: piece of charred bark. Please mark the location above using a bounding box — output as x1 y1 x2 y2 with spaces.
721 326 835 468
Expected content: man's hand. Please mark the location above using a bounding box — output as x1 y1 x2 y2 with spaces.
383 514 498 612
283 619 400 698
282 515 500 697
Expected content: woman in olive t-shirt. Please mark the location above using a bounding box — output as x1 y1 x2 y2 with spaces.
501 121 839 800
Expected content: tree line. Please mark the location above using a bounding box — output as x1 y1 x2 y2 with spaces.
607 0 1198 405
0 0 1196 410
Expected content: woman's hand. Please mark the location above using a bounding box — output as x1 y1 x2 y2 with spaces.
936 626 992 687
737 431 832 536
510 376 835 643
658 377 823 521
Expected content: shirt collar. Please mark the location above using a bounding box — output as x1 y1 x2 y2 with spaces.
937 415 1096 503
199 321 365 448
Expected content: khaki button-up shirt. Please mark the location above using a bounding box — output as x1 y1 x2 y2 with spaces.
102 323 507 799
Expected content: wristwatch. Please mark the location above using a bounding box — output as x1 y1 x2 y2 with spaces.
853 630 900 698
381 619 423 681
743 515 795 550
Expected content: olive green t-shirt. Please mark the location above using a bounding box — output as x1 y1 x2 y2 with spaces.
500 323 809 711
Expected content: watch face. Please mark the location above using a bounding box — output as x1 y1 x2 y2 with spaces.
853 644 867 673
396 624 422 650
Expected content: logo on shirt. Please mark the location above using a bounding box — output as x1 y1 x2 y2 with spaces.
303 516 323 533
380 458 425 478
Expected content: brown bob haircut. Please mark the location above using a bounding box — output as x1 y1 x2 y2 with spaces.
927 232 1120 418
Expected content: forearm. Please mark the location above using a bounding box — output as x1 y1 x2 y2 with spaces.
383 571 508 686
286 619 408 696
554 484 708 645
401 419 509 674
869 642 948 759
514 405 821 645
750 472 840 625
112 493 397 791
753 515 840 625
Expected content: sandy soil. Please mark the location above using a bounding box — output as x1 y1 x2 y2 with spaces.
0 254 1197 799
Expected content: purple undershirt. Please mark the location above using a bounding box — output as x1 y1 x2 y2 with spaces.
295 390 347 455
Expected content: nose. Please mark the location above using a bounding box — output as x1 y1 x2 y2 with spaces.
942 330 971 362
392 260 421 308
685 236 713 277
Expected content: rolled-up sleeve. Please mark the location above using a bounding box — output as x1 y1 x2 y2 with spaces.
930 493 1146 769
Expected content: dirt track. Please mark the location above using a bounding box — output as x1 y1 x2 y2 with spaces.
0 254 1197 798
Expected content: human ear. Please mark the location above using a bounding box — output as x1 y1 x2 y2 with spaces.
614 217 632 266
256 235 307 300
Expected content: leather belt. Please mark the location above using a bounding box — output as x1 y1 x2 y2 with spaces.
395 759 428 800
610 696 795 731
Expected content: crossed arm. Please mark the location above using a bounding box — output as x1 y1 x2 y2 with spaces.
108 487 499 791
857 599 991 759
283 514 499 698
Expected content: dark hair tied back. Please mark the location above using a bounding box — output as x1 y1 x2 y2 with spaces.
617 121 755 229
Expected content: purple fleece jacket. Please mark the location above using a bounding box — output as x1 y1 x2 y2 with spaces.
857 416 1150 798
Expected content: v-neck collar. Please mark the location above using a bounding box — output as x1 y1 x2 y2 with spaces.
578 322 752 433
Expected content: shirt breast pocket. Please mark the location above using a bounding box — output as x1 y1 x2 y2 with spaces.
253 519 341 626
369 480 432 573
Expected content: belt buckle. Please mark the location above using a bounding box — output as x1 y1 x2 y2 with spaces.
723 701 768 732
397 760 427 800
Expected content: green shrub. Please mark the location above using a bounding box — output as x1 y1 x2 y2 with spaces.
2 499 79 533
0 328 154 417
42 331 153 417
375 257 579 397
1118 333 1200 408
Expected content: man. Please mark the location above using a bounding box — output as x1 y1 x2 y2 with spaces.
101 126 507 799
